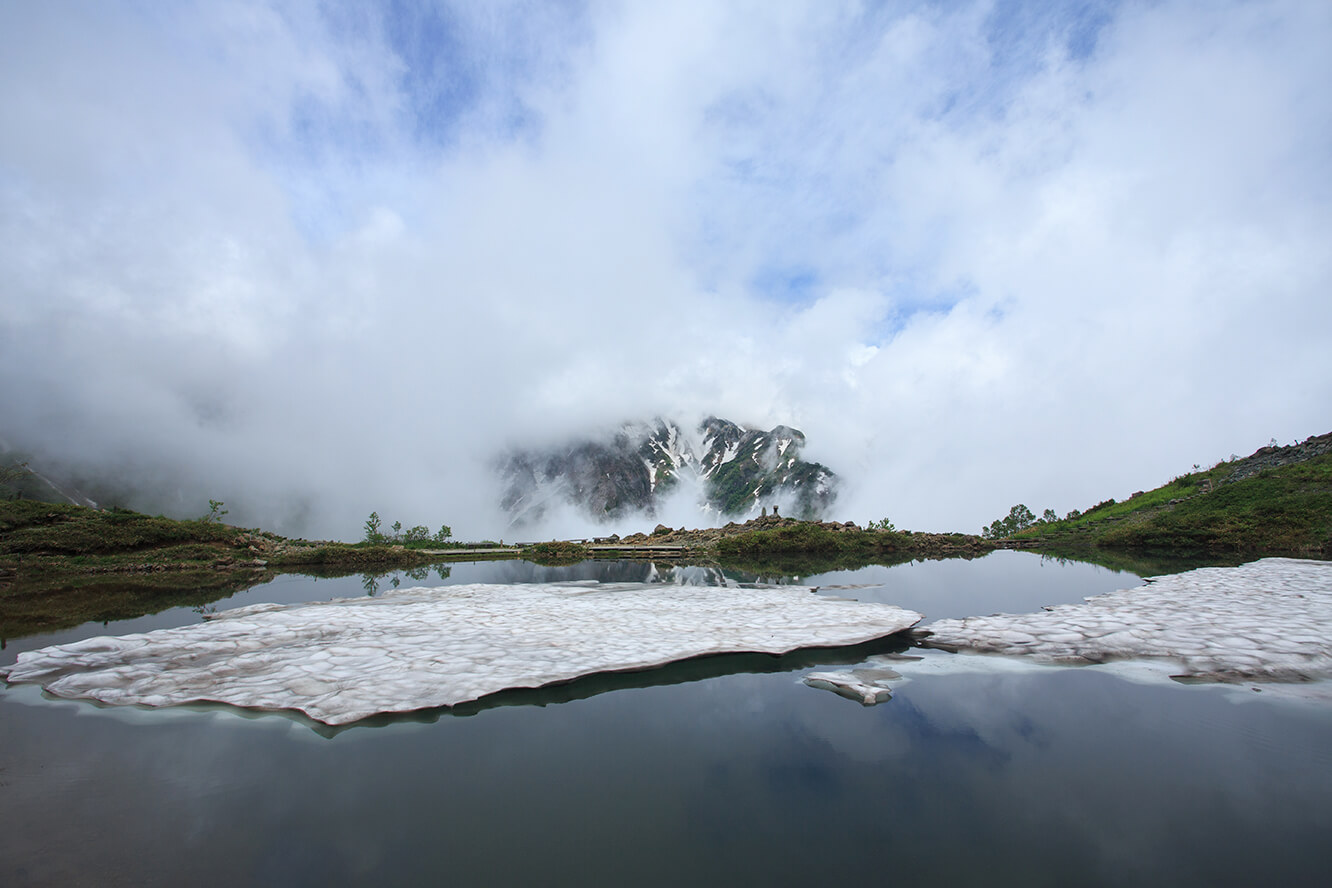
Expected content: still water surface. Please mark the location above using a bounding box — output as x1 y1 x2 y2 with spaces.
2 552 1330 886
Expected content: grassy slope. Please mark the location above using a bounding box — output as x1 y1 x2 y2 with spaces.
0 500 251 561
0 500 505 638
1009 453 1332 555
0 500 505 572
0 501 265 637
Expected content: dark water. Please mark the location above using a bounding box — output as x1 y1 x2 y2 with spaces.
2 552 1330 886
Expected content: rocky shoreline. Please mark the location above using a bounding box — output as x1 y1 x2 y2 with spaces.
614 513 992 555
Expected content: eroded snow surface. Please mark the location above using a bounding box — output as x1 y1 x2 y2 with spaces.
1 582 922 725
919 557 1332 681
804 558 1332 706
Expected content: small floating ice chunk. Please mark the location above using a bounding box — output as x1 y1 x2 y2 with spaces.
805 666 899 704
803 653 923 705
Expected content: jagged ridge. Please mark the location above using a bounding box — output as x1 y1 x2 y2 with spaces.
498 417 837 526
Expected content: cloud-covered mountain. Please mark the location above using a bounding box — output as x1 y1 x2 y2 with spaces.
498 418 836 527
2 3 1328 542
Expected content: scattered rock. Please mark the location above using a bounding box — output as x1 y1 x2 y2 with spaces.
1225 432 1332 483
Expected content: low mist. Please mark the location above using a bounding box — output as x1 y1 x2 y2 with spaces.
2 2 1329 541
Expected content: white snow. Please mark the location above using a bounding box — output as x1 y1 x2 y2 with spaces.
1 582 923 726
919 558 1332 683
805 656 917 704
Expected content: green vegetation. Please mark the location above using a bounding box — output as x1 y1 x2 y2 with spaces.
0 500 507 639
710 457 774 516
362 511 454 547
1 499 243 558
6 431 1326 639
718 522 859 556
705 455 828 519
981 504 1037 539
715 522 989 562
520 541 590 565
201 499 229 524
714 546 986 578
0 500 265 639
0 459 31 487
997 452 1332 556
268 542 426 569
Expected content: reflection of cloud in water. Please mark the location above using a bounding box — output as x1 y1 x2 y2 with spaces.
806 549 1143 622
4 627 1332 884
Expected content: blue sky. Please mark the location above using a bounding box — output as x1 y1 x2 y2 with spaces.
1 0 1330 539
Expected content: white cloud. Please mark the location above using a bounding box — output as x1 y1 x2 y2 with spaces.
1 0 1328 539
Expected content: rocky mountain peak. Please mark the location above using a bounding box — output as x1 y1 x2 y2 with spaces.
498 417 837 527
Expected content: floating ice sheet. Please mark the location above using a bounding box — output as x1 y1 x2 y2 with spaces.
1 582 923 725
918 557 1332 683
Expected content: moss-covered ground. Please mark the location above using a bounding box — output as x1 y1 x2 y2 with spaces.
1006 453 1332 556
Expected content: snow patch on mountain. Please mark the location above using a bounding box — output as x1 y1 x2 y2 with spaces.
498 417 838 527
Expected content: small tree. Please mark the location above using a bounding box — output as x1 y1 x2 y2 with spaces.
201 500 228 524
1006 504 1035 532
1042 508 1057 523
433 524 452 543
364 512 384 543
982 504 1036 538
391 520 402 540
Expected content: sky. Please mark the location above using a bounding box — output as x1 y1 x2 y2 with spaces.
1 0 1329 541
